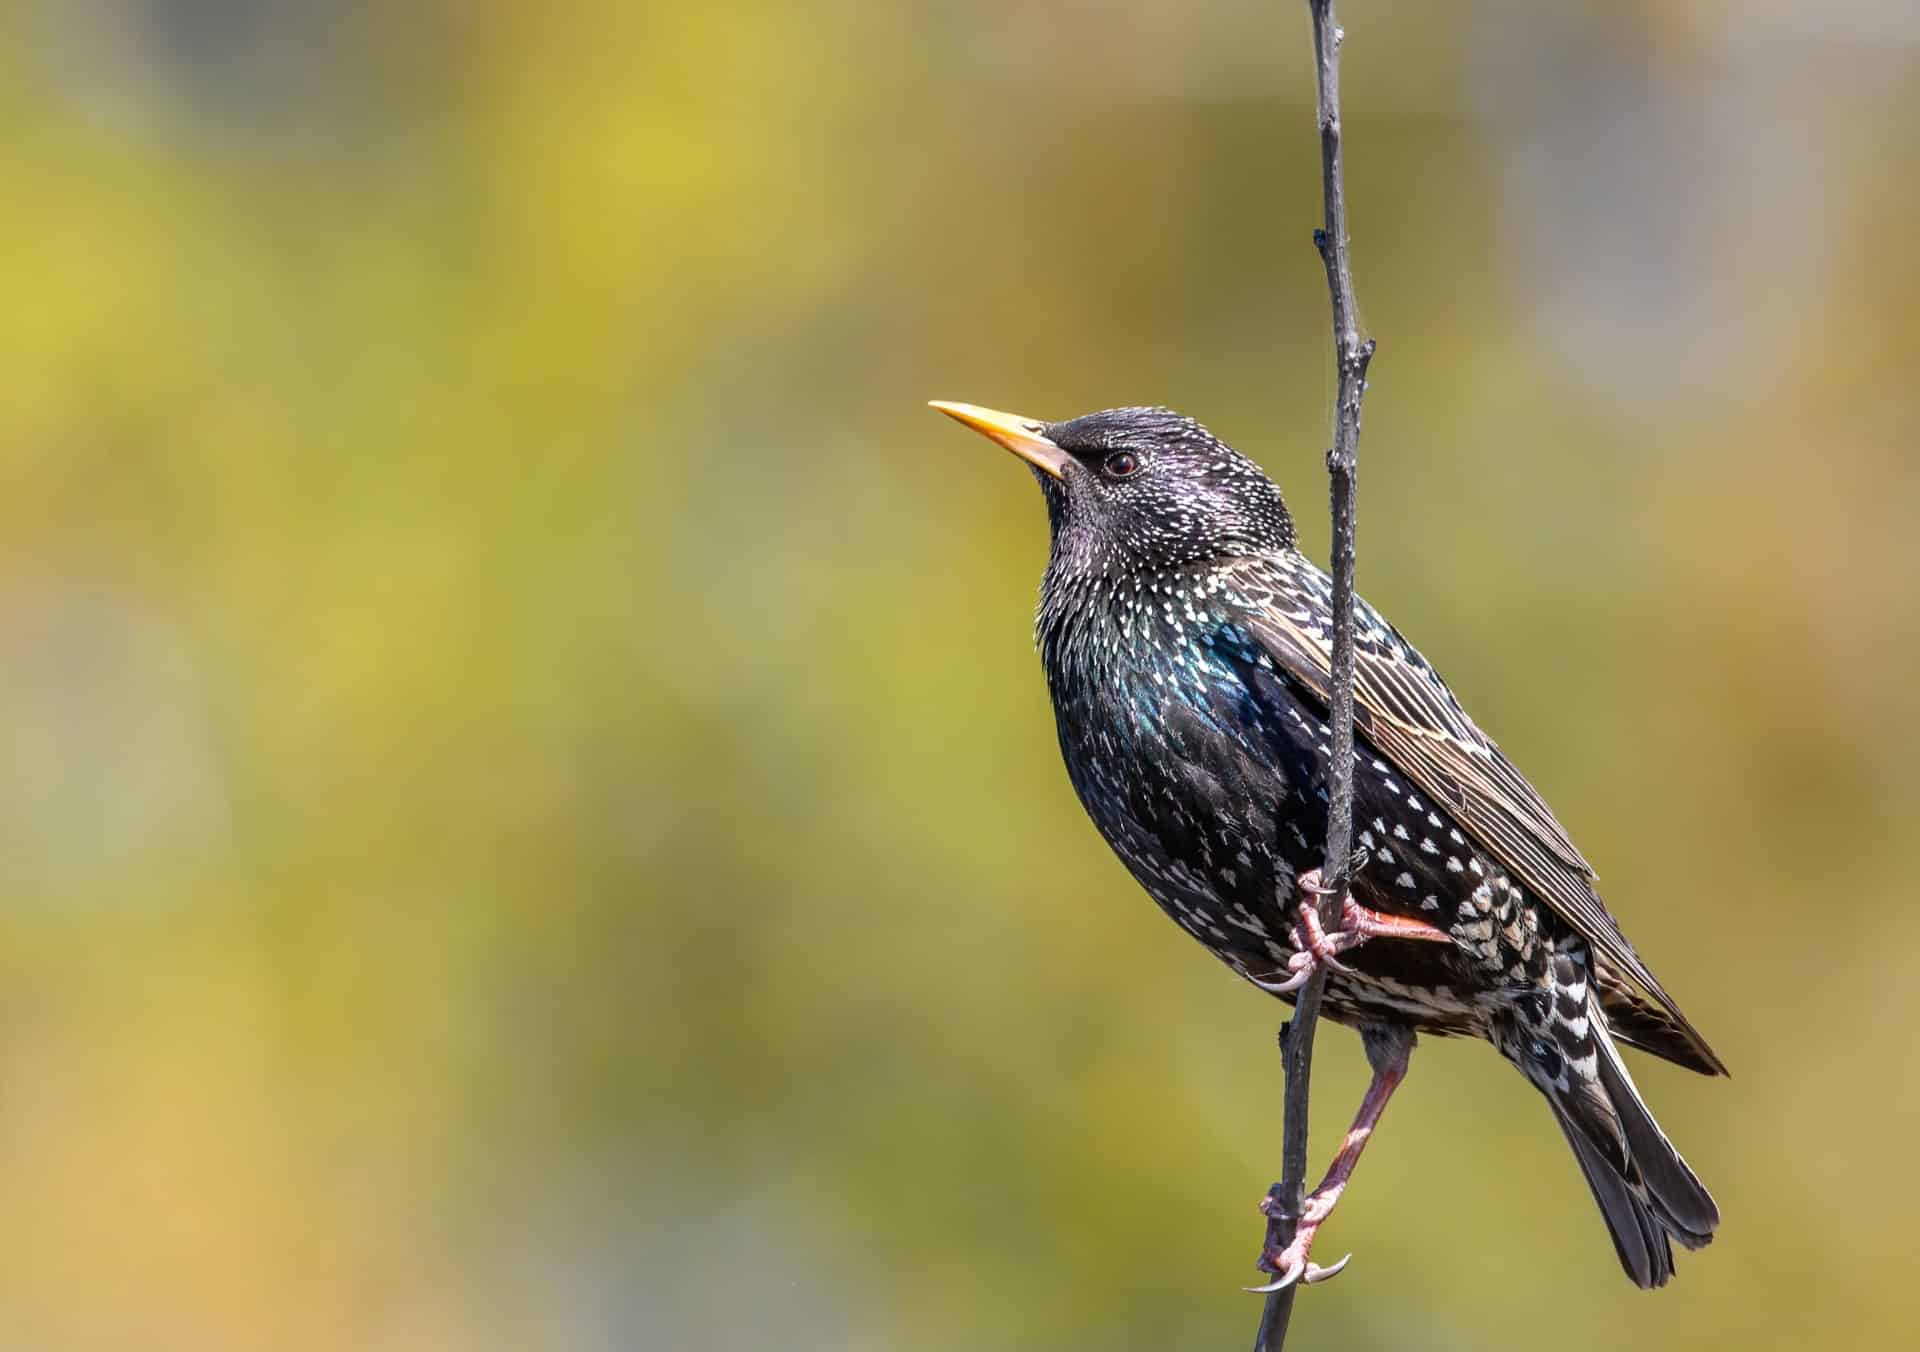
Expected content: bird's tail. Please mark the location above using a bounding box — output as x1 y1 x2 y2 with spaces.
1509 951 1719 1289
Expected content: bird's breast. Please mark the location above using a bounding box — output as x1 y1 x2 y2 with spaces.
1043 605 1332 925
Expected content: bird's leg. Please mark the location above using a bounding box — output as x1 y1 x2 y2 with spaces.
1260 868 1452 994
1251 1025 1415 1291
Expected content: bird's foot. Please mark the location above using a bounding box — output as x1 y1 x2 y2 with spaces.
1266 869 1453 992
1247 1186 1352 1292
1245 1026 1415 1296
1259 903 1355 994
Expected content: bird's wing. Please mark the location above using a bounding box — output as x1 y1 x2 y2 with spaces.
1237 563 1726 1076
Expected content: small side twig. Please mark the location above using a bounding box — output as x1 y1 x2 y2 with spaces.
1253 3 1375 1349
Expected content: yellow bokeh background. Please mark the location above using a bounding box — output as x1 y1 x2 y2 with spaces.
1 3 1915 1347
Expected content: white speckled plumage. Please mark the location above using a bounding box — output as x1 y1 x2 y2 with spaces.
944 401 1723 1288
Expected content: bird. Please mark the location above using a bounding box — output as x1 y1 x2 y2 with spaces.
930 399 1723 1290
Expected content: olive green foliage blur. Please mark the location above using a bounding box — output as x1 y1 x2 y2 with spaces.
2 2 1917 1348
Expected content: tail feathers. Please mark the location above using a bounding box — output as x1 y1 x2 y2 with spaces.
1551 1106 1674 1288
1591 1026 1719 1249
1523 973 1719 1288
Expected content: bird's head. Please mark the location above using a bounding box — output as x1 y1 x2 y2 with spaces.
930 402 1296 578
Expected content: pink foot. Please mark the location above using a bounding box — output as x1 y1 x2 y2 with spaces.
1256 868 1452 995
1249 1186 1353 1290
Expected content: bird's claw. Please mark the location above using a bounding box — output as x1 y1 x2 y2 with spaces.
1286 900 1359 974
1243 1258 1301 1294
1258 965 1311 995
1298 872 1339 897
1250 1186 1352 1294
1251 898 1359 990
1246 1248 1352 1293
1306 1252 1352 1283
1262 941 1350 993
1246 1246 1352 1293
1289 937 1357 976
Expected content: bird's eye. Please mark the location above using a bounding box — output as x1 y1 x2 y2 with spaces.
1103 451 1140 478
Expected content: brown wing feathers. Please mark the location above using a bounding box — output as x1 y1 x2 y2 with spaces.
1247 607 1727 1077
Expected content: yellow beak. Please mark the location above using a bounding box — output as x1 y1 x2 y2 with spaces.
928 400 1071 481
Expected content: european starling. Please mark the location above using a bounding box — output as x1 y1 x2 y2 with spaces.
931 400 1723 1289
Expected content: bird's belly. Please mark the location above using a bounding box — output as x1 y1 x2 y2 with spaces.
1079 776 1295 961
1082 766 1505 1037
1051 651 1552 1039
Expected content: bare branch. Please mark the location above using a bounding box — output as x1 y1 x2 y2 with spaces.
1253 3 1375 1347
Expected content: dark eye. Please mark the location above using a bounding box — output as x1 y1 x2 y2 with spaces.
1103 451 1140 478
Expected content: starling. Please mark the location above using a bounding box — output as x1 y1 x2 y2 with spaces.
931 400 1723 1290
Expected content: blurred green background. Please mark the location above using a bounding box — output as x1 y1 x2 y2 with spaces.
2 1 1916 1348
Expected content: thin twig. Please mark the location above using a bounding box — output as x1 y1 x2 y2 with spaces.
1253 3 1375 1348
